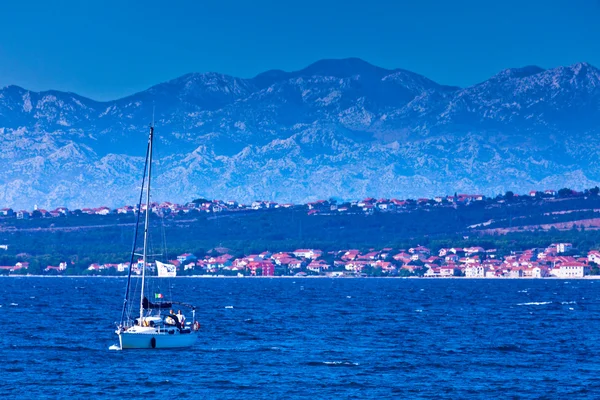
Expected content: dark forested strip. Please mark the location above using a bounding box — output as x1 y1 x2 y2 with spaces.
2 194 600 274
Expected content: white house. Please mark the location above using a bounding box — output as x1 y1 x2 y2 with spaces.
292 249 322 259
464 265 486 278
588 251 600 265
424 266 440 277
377 202 395 211
177 253 197 264
532 267 549 278
556 263 589 278
556 243 573 254
117 262 130 272
94 207 111 215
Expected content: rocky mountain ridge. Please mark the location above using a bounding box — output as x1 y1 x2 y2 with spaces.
1 58 599 209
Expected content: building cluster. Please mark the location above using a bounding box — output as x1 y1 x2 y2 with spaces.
1 187 584 220
306 195 486 215
0 200 297 220
425 243 592 278
4 242 597 278
0 194 488 220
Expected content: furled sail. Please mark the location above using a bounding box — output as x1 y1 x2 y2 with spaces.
142 296 172 310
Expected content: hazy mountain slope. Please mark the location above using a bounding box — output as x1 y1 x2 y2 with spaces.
0 59 599 209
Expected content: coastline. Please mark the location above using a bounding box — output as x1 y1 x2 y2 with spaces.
1 275 600 280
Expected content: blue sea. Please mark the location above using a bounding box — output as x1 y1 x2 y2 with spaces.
1 277 599 399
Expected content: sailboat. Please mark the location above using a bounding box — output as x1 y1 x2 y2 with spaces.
115 124 199 349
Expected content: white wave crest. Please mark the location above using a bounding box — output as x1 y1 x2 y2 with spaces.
517 301 552 306
323 361 359 366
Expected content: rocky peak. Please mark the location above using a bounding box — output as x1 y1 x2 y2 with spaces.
1 59 600 209
490 65 546 81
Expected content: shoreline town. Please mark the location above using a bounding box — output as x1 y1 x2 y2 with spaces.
2 242 599 279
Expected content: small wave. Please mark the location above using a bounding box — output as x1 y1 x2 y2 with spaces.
569 307 575 311
244 318 253 323
212 379 234 385
225 306 234 309
561 301 576 305
256 346 282 352
518 290 528 293
14 344 96 352
323 361 359 367
441 347 462 354
415 309 423 312
143 380 171 388
108 344 121 351
306 361 359 367
10 303 18 306
517 301 552 306
492 344 523 352
346 296 352 298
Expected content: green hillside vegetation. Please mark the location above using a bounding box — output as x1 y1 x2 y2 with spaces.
1 189 600 274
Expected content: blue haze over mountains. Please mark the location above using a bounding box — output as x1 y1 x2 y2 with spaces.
1 58 600 209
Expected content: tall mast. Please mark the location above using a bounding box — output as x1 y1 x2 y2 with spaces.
139 125 154 324
119 135 150 328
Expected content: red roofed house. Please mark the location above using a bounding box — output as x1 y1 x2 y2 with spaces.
94 207 111 215
45 262 67 273
409 246 431 255
393 252 412 264
342 250 360 261
588 250 600 265
0 208 14 216
0 262 28 273
439 265 458 277
16 210 30 219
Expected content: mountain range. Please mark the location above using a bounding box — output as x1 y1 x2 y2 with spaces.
1 58 600 209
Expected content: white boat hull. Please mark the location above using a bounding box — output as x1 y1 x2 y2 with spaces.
119 331 197 349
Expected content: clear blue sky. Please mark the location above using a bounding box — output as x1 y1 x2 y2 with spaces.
0 0 599 101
